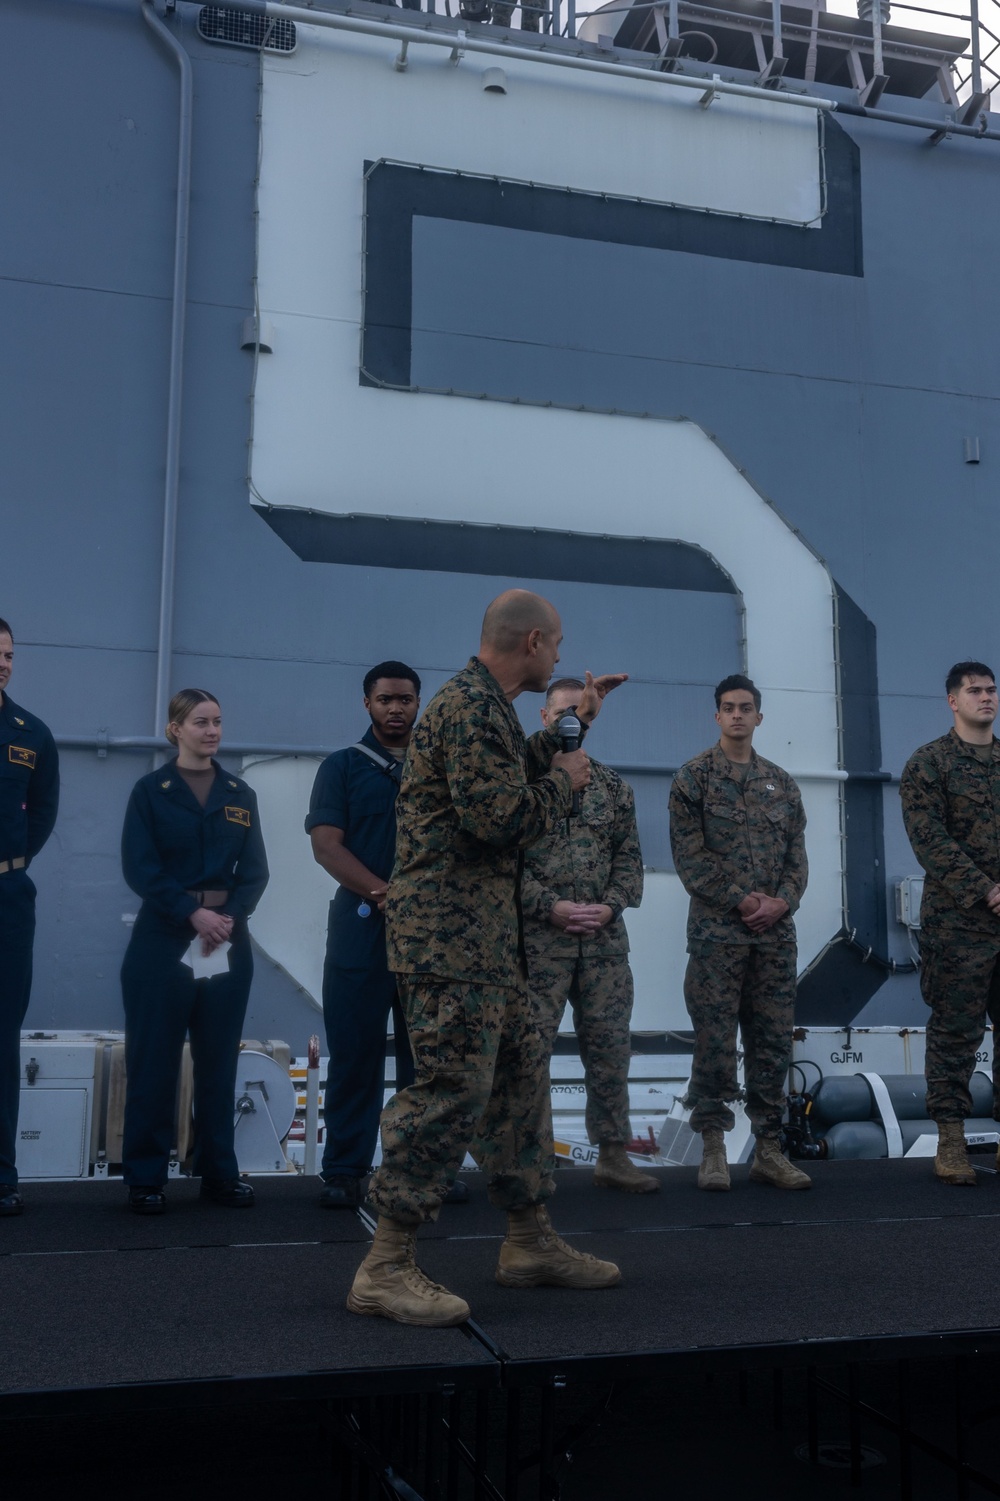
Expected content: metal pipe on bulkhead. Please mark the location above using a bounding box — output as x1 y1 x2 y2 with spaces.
141 1 194 750
232 0 834 110
237 0 1000 140
837 98 998 136
54 734 337 758
51 733 876 782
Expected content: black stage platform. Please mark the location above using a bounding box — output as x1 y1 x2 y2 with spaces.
5 1161 1000 1497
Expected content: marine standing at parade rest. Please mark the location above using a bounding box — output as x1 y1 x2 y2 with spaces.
0 619 58 1218
899 660 1000 1187
522 677 652 1194
348 590 627 1327
120 689 269 1214
669 674 811 1192
306 661 427 1209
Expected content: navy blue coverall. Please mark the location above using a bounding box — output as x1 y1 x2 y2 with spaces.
120 761 269 1187
0 695 59 1188
305 726 414 1181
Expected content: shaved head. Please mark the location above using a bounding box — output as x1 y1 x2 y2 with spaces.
480 590 559 654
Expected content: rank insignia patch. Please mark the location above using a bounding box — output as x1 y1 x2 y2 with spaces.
228 780 238 789
161 780 172 789
9 745 36 769
13 717 24 727
225 805 251 828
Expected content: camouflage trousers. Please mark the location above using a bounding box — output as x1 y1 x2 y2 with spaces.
919 929 1000 1121
682 940 797 1138
465 0 545 29
367 976 555 1225
527 950 634 1145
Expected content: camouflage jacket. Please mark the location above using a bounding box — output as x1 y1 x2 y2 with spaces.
900 729 1000 935
385 656 573 985
668 744 807 945
521 759 643 961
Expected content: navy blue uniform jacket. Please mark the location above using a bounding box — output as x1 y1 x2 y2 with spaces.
122 760 269 924
0 694 59 863
305 726 401 969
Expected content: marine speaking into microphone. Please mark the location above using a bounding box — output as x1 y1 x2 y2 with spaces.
558 711 583 816
347 588 628 1329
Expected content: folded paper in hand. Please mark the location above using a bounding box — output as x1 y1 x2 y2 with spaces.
181 939 232 980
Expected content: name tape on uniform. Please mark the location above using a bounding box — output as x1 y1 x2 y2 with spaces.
225 805 251 828
9 745 36 769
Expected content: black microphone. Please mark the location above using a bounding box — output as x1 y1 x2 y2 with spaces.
558 712 583 817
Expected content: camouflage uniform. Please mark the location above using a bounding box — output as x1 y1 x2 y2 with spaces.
668 746 807 1138
522 760 643 1146
900 730 1000 1122
368 656 573 1225
461 0 545 31
487 0 546 29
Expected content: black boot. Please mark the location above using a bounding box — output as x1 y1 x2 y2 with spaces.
200 1177 255 1207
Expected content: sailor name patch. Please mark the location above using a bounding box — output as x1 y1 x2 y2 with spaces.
9 745 36 770
225 805 251 828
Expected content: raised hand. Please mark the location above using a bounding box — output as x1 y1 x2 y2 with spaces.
577 670 628 725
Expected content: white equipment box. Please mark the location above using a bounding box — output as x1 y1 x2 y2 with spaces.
17 1031 296 1180
17 1033 109 1179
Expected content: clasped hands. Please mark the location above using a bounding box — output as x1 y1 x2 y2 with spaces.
190 906 234 956
549 899 614 936
737 892 789 934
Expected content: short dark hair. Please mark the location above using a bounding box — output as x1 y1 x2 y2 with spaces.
546 676 585 701
364 661 421 698
715 674 761 712
946 660 995 694
0 618 12 641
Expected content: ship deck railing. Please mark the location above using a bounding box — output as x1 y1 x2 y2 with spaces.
235 0 1000 116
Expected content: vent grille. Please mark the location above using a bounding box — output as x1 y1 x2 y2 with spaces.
198 6 297 51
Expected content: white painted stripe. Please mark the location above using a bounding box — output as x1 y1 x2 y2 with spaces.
860 1071 903 1159
248 29 845 1003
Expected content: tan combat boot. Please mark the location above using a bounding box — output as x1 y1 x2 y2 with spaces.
697 1129 731 1191
496 1204 622 1289
347 1216 471 1326
749 1136 812 1190
935 1120 976 1186
594 1142 659 1194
